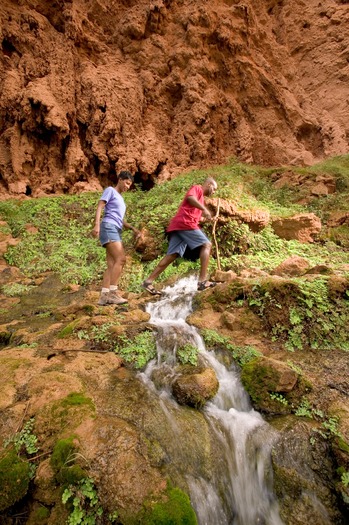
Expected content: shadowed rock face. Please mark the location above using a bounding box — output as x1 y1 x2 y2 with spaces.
1 0 349 197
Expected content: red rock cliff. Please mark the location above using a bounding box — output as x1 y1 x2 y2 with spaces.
0 0 348 196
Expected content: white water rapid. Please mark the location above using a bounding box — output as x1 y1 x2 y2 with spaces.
140 276 285 525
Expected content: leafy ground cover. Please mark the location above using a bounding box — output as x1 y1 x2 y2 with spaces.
0 155 348 290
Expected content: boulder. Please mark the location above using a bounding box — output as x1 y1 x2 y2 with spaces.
271 256 310 277
271 213 321 242
172 367 219 409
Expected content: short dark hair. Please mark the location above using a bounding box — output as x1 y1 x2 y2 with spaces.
118 170 134 183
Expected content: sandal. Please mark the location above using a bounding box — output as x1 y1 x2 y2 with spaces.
142 281 162 296
197 280 217 291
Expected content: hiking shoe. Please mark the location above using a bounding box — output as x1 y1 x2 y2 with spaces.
107 290 128 305
98 291 110 306
98 291 128 306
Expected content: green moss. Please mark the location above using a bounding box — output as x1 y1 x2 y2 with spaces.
38 393 95 439
57 464 87 485
240 358 279 404
51 437 87 485
0 450 31 511
82 304 94 316
50 437 76 474
140 487 198 525
240 358 298 414
61 392 95 409
33 505 50 522
335 437 349 454
58 319 82 339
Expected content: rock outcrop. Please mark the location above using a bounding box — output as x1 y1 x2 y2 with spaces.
1 0 349 196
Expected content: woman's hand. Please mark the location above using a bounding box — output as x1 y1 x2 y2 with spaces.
92 225 100 238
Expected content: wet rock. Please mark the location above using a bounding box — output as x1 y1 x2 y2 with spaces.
240 356 301 414
272 421 343 525
172 367 219 409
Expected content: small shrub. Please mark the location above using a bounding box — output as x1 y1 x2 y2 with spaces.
116 331 156 369
62 477 103 525
5 418 38 455
176 343 199 366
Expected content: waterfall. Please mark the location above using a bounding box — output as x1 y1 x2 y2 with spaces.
139 276 284 525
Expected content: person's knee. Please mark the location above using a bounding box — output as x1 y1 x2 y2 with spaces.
160 254 176 269
201 242 212 254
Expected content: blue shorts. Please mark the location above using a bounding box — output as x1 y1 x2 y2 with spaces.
99 221 122 247
167 229 210 258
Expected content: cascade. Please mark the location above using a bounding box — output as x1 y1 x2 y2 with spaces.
140 276 284 525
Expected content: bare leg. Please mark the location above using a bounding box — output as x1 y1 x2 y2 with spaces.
102 241 126 288
144 253 178 283
198 242 212 282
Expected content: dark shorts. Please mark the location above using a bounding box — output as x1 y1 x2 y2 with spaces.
99 221 122 247
167 229 210 258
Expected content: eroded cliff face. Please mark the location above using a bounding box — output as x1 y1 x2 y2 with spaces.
0 0 348 197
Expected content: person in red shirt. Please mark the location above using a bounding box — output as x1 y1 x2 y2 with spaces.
142 177 218 294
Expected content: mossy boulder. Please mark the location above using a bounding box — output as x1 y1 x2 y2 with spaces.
240 356 299 414
0 450 31 511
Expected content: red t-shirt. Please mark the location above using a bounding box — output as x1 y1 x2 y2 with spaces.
167 185 203 232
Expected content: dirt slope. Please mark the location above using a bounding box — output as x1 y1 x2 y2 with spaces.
0 0 349 196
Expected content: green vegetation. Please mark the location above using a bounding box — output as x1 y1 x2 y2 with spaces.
140 485 198 525
1 282 33 297
0 451 31 511
62 477 104 525
5 417 38 455
51 436 87 486
115 331 157 369
269 393 289 406
341 471 349 488
75 322 116 350
61 393 95 410
177 343 199 366
243 277 349 351
0 155 348 290
201 328 262 366
40 392 96 439
0 419 40 511
295 397 345 442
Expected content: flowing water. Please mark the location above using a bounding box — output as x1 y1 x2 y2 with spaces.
140 276 284 525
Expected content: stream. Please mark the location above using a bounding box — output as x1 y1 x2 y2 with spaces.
139 276 284 525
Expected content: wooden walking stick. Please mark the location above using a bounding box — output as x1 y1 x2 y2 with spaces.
212 198 221 271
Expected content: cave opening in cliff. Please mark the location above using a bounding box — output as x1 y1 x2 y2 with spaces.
133 162 168 191
2 38 19 58
133 172 155 191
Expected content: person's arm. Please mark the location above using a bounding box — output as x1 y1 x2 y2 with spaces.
92 200 106 237
123 220 141 238
186 195 212 219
